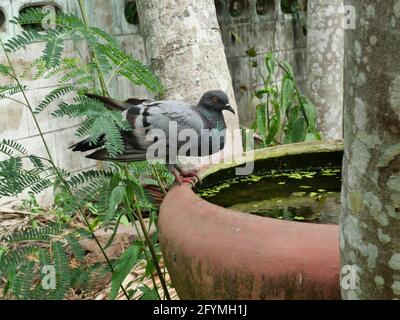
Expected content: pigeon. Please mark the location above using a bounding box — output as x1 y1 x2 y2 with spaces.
70 90 235 184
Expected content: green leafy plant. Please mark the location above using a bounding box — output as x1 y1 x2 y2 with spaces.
0 2 172 300
251 52 321 147
0 223 101 300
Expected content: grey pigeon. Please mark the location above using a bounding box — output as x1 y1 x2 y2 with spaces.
70 90 235 184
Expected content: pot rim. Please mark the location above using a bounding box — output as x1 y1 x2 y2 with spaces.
198 139 344 180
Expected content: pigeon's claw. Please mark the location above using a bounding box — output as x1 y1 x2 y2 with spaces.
168 165 201 186
178 169 201 186
180 170 200 182
181 177 198 187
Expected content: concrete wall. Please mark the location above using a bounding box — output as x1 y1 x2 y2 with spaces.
0 0 307 204
0 1 90 205
216 0 308 126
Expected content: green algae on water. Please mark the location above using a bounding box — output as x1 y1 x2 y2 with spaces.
197 168 341 225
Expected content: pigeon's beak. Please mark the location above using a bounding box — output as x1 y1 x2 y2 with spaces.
223 103 235 114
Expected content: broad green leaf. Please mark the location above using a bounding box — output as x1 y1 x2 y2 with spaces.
4 266 17 298
139 285 159 300
265 53 276 80
256 103 267 141
151 229 159 247
286 117 306 143
110 244 141 300
120 215 130 226
145 260 156 277
109 174 121 192
302 97 318 131
104 212 125 250
282 61 295 80
265 115 280 146
106 185 126 220
0 249 4 262
305 132 319 142
280 75 294 114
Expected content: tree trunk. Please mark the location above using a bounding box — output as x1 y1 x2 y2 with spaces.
306 0 344 139
136 0 242 157
341 0 400 299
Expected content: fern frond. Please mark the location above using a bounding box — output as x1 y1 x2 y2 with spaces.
10 7 46 27
0 139 28 156
27 155 46 171
12 261 36 300
59 68 92 85
50 241 70 299
66 169 113 189
42 29 65 67
0 84 25 98
38 248 52 267
30 178 54 194
66 235 85 261
89 26 119 47
57 12 86 30
54 95 130 157
0 246 39 268
97 44 163 93
43 58 79 79
0 157 24 196
4 223 65 242
34 85 74 114
91 117 125 158
75 117 96 138
4 30 44 52
20 58 46 79
52 95 104 118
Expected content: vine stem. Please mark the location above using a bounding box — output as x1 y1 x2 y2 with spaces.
276 61 310 127
0 38 130 300
132 193 171 300
124 168 171 300
77 0 170 300
77 0 109 96
151 165 167 196
123 197 161 300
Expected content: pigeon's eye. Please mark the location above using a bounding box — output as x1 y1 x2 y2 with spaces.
213 96 219 103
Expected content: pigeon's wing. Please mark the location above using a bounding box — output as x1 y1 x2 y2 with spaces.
77 100 205 162
121 101 206 159
126 100 204 134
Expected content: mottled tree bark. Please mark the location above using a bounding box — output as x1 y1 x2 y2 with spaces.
136 0 242 157
307 0 344 139
341 0 400 299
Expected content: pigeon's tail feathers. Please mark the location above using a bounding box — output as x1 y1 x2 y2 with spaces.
86 145 147 162
84 93 153 111
69 135 105 152
84 93 127 111
70 127 155 163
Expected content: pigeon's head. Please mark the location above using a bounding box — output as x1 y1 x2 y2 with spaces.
199 90 235 114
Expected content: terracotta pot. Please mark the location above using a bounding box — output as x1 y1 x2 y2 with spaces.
159 141 343 300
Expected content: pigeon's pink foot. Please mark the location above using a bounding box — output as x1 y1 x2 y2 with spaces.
169 165 200 186
180 170 200 181
181 176 198 187
178 169 201 186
